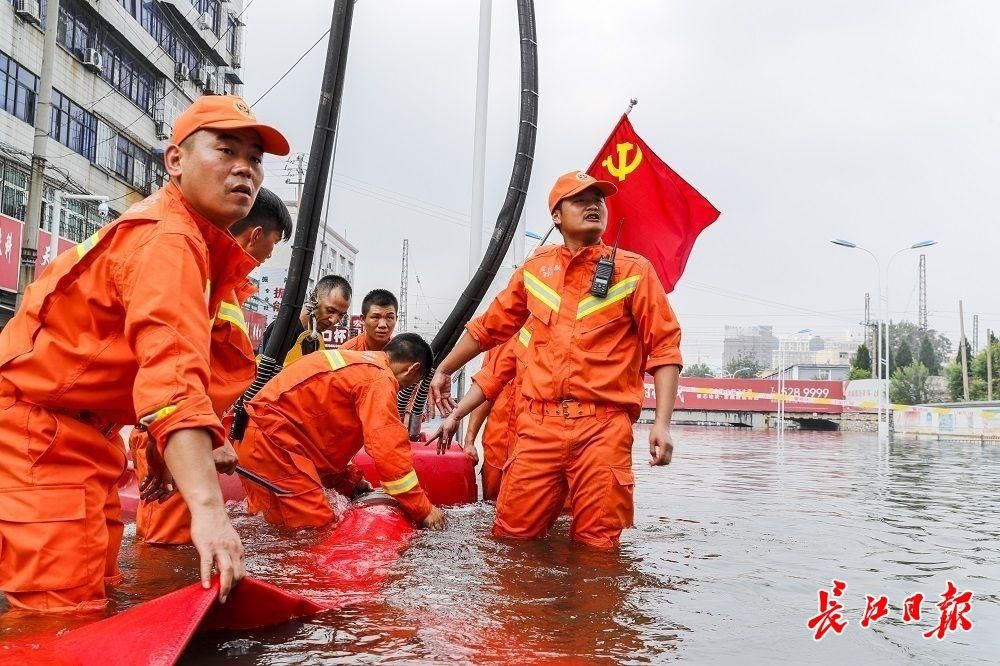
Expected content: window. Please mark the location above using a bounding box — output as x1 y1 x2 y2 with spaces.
114 134 151 193
0 50 39 125
40 185 103 242
194 0 222 36
120 0 205 74
50 90 98 161
0 158 30 221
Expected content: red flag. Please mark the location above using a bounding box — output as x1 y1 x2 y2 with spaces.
587 115 719 293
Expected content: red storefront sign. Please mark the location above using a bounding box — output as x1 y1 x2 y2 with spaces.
243 309 267 351
349 314 364 338
643 377 845 414
0 214 22 291
35 230 75 274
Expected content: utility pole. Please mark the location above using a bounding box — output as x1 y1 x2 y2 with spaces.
918 254 928 330
468 0 492 280
973 314 979 355
987 328 993 401
863 292 872 353
285 153 307 206
18 0 61 308
959 300 970 401
399 238 409 333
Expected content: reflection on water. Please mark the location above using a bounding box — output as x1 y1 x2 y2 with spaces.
2 428 998 664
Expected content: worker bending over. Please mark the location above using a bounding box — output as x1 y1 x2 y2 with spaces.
431 171 683 549
238 333 446 530
130 188 293 545
339 288 398 351
0 95 289 610
259 274 352 365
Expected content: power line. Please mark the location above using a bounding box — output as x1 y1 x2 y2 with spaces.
250 28 330 107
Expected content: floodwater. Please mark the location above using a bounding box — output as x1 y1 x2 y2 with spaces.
3 426 999 664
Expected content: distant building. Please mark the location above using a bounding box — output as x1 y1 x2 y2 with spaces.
723 325 779 369
249 199 358 324
763 363 851 381
1 0 247 322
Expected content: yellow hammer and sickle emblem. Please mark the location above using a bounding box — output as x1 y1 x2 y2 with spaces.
602 142 643 182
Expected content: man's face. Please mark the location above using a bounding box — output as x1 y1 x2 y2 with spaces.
315 288 350 331
165 128 265 228
552 187 607 243
364 304 397 346
235 227 283 264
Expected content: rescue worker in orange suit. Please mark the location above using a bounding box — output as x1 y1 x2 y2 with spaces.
461 335 524 501
339 288 398 352
129 188 293 545
0 94 290 611
259 274 352 366
237 333 446 530
430 171 683 550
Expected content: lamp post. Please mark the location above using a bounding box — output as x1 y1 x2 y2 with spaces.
830 239 938 441
728 367 752 379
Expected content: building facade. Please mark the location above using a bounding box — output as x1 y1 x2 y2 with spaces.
0 0 246 321
722 325 780 369
248 199 359 325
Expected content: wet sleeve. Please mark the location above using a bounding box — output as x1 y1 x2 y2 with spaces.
473 340 519 401
119 232 224 453
631 262 683 373
466 267 530 351
356 375 433 522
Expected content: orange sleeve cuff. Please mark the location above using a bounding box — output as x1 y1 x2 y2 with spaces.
473 367 505 402
145 393 226 455
465 319 493 350
645 348 684 373
397 489 433 523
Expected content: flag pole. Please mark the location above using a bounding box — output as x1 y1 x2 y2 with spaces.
625 97 638 115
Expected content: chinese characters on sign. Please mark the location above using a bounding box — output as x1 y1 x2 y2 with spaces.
808 580 973 641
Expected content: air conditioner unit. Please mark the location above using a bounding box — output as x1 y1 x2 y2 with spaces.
197 12 211 30
82 48 103 72
174 62 190 82
229 54 241 69
154 120 171 141
13 0 41 25
203 75 219 95
192 66 209 87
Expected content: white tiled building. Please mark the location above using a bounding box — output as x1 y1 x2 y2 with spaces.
0 0 246 321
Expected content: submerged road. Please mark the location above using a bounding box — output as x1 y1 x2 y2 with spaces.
2 427 996 664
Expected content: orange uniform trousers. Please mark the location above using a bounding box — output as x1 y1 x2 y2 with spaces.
128 431 192 545
480 392 517 502
0 390 126 611
493 401 635 550
238 425 365 529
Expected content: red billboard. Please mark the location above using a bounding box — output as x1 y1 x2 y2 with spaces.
0 214 22 291
242 308 267 351
644 377 845 414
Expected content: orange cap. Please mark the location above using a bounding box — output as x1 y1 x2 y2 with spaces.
548 171 617 212
171 95 290 156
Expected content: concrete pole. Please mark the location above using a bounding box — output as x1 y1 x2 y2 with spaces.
468 0 491 280
959 300 970 401
987 328 993 401
18 0 61 308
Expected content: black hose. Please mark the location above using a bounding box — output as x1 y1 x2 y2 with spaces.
407 0 538 436
230 0 356 441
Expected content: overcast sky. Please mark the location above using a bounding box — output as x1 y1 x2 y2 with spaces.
241 0 1000 367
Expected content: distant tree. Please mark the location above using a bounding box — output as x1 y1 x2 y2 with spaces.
890 362 931 405
918 336 940 374
851 344 872 373
848 368 872 381
945 359 987 402
895 340 913 369
954 338 973 365
888 321 952 372
682 362 715 378
724 354 764 378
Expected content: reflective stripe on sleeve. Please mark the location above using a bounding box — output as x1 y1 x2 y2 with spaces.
216 301 248 335
139 404 178 426
381 469 419 495
517 326 531 347
323 349 347 370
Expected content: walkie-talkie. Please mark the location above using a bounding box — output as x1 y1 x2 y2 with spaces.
590 218 625 298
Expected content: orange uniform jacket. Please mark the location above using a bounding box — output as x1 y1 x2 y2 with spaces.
338 332 371 351
466 243 682 418
0 182 258 452
129 280 258 544
242 349 432 522
474 337 524 454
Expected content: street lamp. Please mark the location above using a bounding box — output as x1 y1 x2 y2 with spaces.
729 367 752 378
830 239 938 441
49 192 110 266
